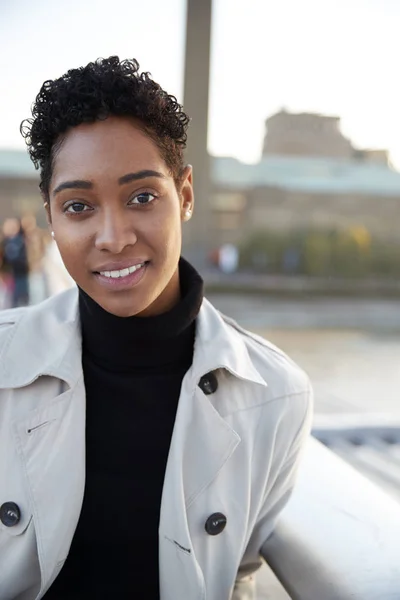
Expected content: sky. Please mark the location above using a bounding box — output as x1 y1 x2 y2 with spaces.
0 0 399 166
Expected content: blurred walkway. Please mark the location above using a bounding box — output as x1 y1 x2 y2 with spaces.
205 269 400 297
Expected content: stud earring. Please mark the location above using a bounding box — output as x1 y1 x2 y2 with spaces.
51 231 55 239
185 209 192 220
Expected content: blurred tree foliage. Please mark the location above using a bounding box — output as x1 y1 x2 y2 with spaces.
239 226 400 278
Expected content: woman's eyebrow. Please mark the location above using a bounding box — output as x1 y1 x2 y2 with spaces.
118 170 166 185
53 170 166 196
53 180 92 195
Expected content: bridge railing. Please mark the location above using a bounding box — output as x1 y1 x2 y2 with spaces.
261 436 400 600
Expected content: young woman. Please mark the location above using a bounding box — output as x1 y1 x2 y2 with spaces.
0 57 313 600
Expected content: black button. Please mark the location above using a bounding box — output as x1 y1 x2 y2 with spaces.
205 512 227 536
199 372 218 395
0 502 21 527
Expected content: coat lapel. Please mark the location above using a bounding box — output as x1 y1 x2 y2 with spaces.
12 379 86 594
158 371 241 600
0 287 85 594
158 300 267 600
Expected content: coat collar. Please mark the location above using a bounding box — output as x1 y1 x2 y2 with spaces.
0 289 267 390
192 297 267 387
0 288 81 389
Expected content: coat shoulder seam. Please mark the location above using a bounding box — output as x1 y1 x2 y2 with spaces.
221 388 310 418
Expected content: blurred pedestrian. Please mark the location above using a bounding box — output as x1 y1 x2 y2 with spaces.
219 242 239 274
21 213 48 303
0 57 313 600
1 217 29 307
0 231 11 309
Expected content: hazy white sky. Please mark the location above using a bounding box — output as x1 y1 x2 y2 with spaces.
0 0 399 165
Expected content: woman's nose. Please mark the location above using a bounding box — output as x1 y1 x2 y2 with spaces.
94 212 138 253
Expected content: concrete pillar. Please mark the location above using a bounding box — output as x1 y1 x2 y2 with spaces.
182 0 213 271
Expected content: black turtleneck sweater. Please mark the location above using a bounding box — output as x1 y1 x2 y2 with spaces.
45 259 203 599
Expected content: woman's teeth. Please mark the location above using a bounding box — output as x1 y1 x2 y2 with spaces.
99 263 145 278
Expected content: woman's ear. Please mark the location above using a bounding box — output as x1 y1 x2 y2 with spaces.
43 196 51 226
43 199 54 240
179 165 194 222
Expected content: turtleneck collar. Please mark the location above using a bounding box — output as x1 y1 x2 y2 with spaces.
78 258 204 372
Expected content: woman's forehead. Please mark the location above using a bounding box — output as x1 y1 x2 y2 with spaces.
52 118 169 182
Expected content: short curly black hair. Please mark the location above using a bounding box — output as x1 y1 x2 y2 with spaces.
21 56 190 199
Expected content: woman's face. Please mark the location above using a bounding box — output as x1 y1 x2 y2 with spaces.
47 116 193 317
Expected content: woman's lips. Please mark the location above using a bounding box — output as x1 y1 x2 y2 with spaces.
93 258 149 273
94 261 148 290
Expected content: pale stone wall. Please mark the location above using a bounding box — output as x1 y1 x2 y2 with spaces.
212 186 400 245
263 111 354 159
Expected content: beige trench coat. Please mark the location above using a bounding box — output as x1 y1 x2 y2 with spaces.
0 288 312 600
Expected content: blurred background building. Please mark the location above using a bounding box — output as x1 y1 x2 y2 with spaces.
212 110 400 247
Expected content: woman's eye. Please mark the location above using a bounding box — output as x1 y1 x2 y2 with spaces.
64 202 90 214
129 192 157 205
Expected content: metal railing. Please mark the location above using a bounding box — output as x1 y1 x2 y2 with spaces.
261 436 400 600
313 417 400 503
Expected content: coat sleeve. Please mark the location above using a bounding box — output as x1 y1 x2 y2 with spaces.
232 381 314 599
